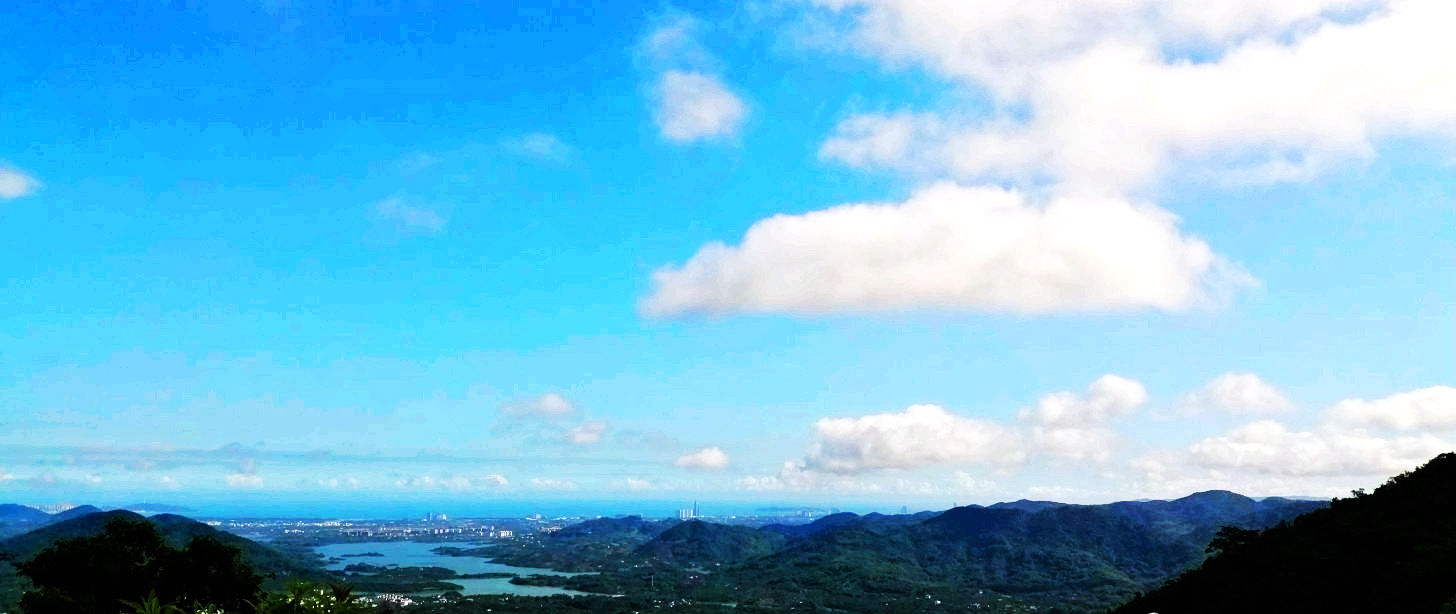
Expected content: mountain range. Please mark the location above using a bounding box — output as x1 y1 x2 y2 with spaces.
495 490 1326 612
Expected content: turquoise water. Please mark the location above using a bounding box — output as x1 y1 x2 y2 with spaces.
314 541 595 597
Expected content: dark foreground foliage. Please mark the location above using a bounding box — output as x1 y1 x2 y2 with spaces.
1113 452 1456 614
15 517 261 614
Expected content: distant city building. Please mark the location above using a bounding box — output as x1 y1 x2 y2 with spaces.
424 512 448 522
678 500 702 520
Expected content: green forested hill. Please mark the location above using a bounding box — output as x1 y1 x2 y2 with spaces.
700 490 1323 612
1113 452 1456 614
0 509 327 612
634 519 786 565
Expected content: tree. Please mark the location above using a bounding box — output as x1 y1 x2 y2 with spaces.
17 517 261 614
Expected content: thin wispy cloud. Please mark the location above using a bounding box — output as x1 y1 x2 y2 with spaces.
500 393 577 418
374 197 446 235
641 13 748 143
504 132 572 162
0 166 39 199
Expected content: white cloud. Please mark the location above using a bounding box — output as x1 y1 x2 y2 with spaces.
676 446 731 470
317 476 361 489
804 404 1026 473
529 477 579 491
1186 419 1452 477
813 0 1456 192
654 71 748 143
1021 375 1148 427
564 421 609 445
952 471 996 493
641 14 712 68
1130 384 1456 497
624 477 656 491
500 392 577 418
643 183 1250 317
374 197 446 235
505 132 571 162
1021 374 1148 462
0 167 39 199
640 13 747 144
393 474 498 492
1182 372 1294 414
1329 386 1456 430
736 461 878 492
158 475 180 490
225 473 264 489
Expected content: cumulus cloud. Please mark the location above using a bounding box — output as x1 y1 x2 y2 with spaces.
804 404 1026 473
1020 374 1148 462
1022 375 1148 427
480 473 510 488
812 0 1456 192
740 375 1147 491
0 167 39 199
564 421 609 445
1328 386 1456 430
1182 372 1294 414
676 446 731 470
1132 385 1456 496
500 393 577 418
1186 420 1452 477
643 183 1250 317
374 197 446 235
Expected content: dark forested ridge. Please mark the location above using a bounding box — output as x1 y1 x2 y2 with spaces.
0 509 327 612
1113 452 1456 614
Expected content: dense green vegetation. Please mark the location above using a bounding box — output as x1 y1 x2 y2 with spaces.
0 510 329 612
10 516 261 613
482 491 1322 613
488 516 682 572
0 474 1381 614
1113 452 1456 614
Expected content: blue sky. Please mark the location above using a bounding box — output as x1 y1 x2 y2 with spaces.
1 0 1453 515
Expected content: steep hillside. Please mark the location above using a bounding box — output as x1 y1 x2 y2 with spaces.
1113 452 1456 614
634 519 786 565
